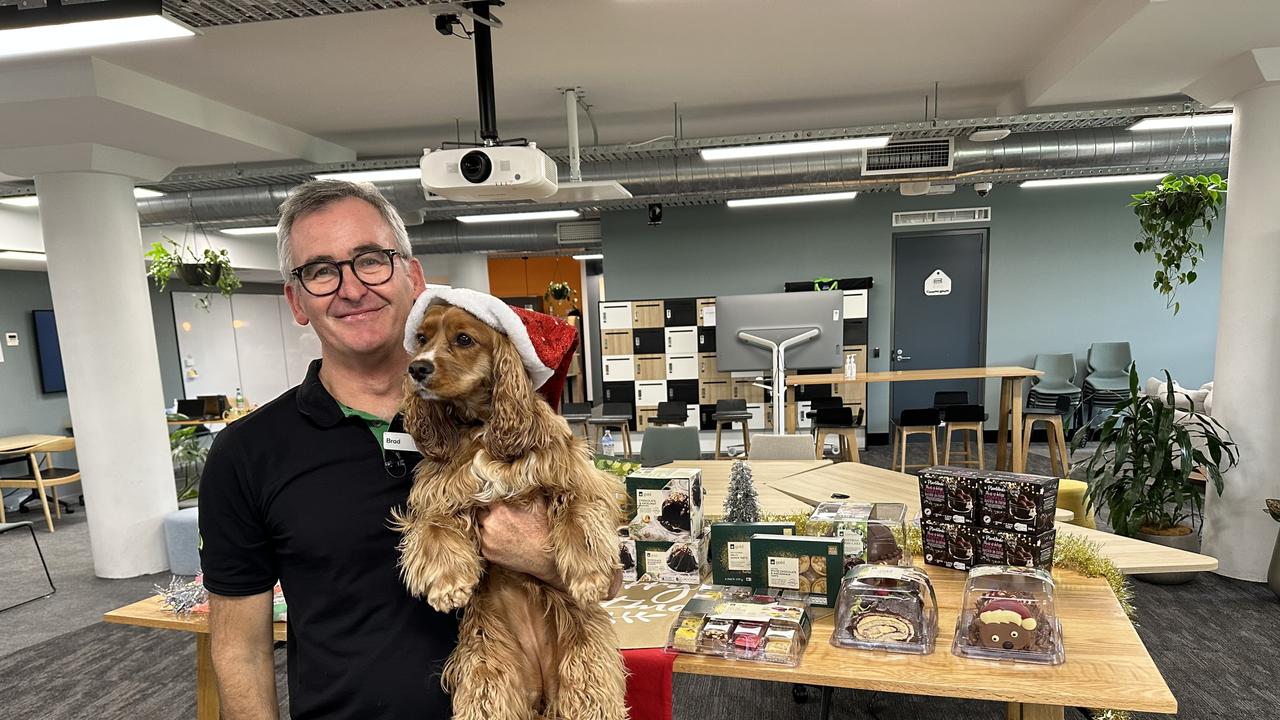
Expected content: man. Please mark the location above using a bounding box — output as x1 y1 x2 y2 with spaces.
198 180 587 719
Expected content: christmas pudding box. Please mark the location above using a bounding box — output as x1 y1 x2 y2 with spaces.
921 520 979 571
749 535 844 608
636 531 709 584
626 468 704 541
709 521 797 587
807 501 911 573
976 527 1056 570
917 467 981 525
975 470 1059 533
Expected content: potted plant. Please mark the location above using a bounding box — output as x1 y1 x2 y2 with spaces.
1267 499 1280 599
1129 173 1227 315
544 280 579 316
146 235 242 310
169 424 209 506
1070 364 1237 584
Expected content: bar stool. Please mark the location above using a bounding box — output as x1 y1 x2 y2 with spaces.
891 407 941 473
812 407 863 463
712 399 752 460
559 402 592 442
587 403 634 457
1021 395 1072 478
934 392 987 469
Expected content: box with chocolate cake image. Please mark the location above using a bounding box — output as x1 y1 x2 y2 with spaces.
951 565 1065 665
709 521 797 586
808 501 911 572
921 520 979 571
918 466 981 524
831 564 938 654
626 468 704 541
974 470 1059 533
976 527 1056 570
749 535 844 608
636 532 709 584
618 527 638 582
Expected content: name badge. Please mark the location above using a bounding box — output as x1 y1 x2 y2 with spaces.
383 431 419 453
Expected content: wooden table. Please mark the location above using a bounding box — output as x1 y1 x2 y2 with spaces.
665 459 830 518
770 462 1218 576
673 565 1177 719
0 434 65 453
786 366 1043 472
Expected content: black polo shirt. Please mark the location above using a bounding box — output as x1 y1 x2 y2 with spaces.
199 359 458 719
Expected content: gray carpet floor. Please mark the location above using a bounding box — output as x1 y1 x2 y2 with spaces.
2 441 1276 719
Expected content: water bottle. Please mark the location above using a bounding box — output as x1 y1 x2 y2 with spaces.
234 387 245 409
601 429 616 457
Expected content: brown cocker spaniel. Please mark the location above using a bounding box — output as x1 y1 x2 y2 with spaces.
392 294 627 720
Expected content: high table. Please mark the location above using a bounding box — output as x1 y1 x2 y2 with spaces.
786 366 1042 472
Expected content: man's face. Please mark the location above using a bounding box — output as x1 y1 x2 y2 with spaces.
283 197 425 360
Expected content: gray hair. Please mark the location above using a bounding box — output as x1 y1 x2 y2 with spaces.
275 179 413 278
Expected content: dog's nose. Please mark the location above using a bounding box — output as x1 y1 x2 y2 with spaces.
1002 641 1014 650
408 359 435 382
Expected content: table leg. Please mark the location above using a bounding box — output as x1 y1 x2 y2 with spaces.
1007 702 1064 720
996 378 1012 469
819 686 833 720
196 633 221 720
1009 377 1026 473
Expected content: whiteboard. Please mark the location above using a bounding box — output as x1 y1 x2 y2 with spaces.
230 294 290 408
173 293 240 401
277 295 321 387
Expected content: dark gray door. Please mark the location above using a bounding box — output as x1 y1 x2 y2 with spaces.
890 229 988 422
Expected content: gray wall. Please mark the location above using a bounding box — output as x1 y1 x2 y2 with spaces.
601 184 1224 433
0 270 72 438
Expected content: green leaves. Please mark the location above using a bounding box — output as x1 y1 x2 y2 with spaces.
1129 174 1228 314
1070 364 1239 536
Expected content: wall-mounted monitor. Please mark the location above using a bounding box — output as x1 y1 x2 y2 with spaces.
31 309 66 394
714 291 843 372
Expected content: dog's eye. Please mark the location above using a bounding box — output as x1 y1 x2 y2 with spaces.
455 333 473 347
415 333 427 346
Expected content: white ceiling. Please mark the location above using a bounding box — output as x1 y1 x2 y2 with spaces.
1 0 1279 162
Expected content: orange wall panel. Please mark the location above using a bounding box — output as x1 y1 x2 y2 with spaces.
487 256 583 308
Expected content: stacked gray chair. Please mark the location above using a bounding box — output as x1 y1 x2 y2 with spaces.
1026 353 1082 416
1082 342 1132 419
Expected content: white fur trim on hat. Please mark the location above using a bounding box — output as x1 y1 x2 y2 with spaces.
403 287 554 389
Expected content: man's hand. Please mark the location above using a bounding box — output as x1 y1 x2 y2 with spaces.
477 500 623 600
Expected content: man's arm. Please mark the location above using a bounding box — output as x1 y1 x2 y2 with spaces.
478 501 623 599
209 591 279 720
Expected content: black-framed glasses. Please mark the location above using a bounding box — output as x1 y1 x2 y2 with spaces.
291 249 399 297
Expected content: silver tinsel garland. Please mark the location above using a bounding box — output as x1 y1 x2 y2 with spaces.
154 575 207 616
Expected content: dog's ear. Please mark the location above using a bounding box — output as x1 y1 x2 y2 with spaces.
402 376 458 460
484 335 555 461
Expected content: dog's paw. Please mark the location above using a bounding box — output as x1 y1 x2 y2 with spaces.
427 583 475 612
566 576 610 606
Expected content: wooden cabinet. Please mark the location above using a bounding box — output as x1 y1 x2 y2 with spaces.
696 327 716 353
632 301 665 328
601 330 632 356
665 327 697 354
699 380 732 404
667 379 699 404
667 354 698 380
733 378 766 403
634 354 666 381
663 298 697 327
633 328 665 355
602 356 635 382
696 298 716 326
635 380 667 407
698 353 730 382
600 302 632 330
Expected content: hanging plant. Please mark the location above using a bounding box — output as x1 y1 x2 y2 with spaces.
1129 173 1227 315
544 280 579 316
146 236 242 310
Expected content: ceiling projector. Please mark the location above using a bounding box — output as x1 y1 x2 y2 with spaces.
421 143 559 202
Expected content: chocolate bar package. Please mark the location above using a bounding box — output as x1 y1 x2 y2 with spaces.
749 534 843 608
921 520 979 571
976 471 1059 533
709 521 796 586
918 467 981 524
635 532 709 584
977 527 1056 570
626 467 704 540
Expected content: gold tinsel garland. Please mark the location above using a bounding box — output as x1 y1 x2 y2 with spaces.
760 514 1137 720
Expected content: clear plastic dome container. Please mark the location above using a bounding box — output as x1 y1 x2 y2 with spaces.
664 587 812 666
830 564 938 654
951 566 1065 665
807 501 912 573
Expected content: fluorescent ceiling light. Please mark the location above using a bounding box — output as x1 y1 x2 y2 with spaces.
0 15 193 60
220 226 278 236
0 250 46 261
313 168 421 183
572 253 604 261
701 136 891 161
455 210 581 224
1129 114 1233 132
0 187 166 207
1020 173 1167 188
726 191 859 208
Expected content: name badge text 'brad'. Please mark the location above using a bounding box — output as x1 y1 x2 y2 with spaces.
383 432 419 453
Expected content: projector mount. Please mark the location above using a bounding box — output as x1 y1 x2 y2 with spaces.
432 1 527 149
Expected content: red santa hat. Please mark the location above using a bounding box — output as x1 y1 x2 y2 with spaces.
978 599 1038 630
403 287 578 408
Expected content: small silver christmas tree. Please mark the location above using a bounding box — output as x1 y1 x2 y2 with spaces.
723 459 761 522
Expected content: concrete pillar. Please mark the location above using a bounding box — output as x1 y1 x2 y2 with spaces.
34 171 176 578
1191 50 1280 581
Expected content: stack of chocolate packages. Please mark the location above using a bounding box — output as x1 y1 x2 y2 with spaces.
623 467 707 583
918 466 1059 571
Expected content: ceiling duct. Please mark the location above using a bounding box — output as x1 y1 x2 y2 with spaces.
862 139 954 176
408 221 559 254
556 220 602 246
